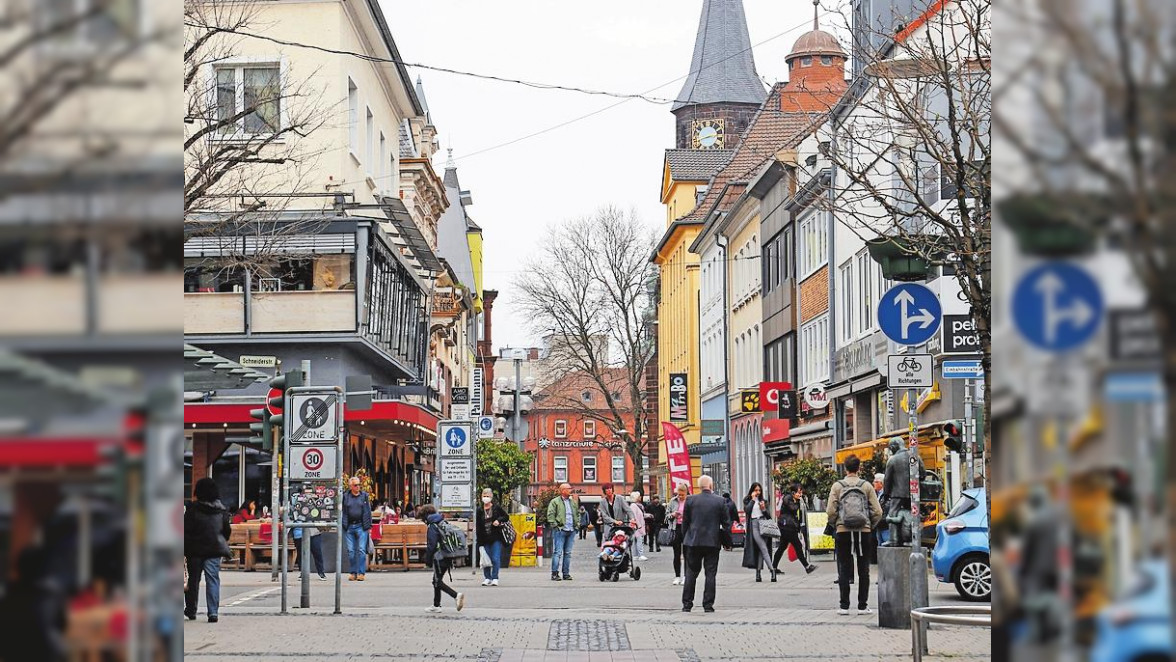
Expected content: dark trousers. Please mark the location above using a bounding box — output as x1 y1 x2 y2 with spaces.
578 526 587 540
772 529 810 569
672 539 684 576
646 524 662 551
594 522 604 547
432 559 458 607
294 534 325 576
682 545 720 610
834 531 873 610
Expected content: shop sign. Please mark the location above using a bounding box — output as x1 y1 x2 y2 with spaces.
832 332 888 383
669 373 688 421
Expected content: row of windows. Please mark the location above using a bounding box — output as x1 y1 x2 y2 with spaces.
800 314 830 387
797 211 827 279
550 419 595 439
550 456 626 484
347 78 401 192
762 227 793 293
838 250 888 343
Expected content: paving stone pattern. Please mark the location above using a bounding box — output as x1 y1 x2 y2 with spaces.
548 620 632 651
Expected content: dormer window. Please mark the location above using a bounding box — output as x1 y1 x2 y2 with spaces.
801 56 813 67
821 55 833 66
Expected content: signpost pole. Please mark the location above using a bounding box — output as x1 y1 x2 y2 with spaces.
963 378 974 490
908 386 928 653
271 369 280 583
335 393 343 615
280 407 289 614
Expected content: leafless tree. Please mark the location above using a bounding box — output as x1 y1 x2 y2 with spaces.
818 0 991 478
992 0 1176 582
516 207 658 491
183 0 340 283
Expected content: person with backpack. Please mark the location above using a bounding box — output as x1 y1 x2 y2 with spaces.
475 488 510 586
420 504 467 613
825 454 883 615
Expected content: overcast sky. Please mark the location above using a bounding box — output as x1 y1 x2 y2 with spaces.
387 1 840 352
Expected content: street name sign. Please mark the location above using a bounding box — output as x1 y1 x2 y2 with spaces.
239 355 277 368
1012 261 1103 352
1104 372 1164 402
289 445 338 480
888 354 933 389
288 392 339 442
878 283 942 346
942 360 984 380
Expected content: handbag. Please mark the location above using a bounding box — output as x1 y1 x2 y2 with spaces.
502 518 517 546
787 544 798 562
759 518 782 538
477 545 488 568
657 527 674 548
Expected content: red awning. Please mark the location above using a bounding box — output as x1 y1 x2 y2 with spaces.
762 418 791 443
184 400 440 432
0 438 119 467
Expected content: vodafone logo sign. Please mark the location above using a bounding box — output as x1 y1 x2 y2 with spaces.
759 382 791 409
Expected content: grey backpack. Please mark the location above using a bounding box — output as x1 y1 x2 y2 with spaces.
837 479 870 529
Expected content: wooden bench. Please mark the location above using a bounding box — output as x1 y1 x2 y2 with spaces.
371 520 475 571
229 521 294 571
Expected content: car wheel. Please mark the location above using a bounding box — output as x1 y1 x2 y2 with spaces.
953 553 991 602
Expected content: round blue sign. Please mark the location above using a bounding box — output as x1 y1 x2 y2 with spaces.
877 283 943 346
445 427 467 449
1012 261 1103 352
478 416 494 434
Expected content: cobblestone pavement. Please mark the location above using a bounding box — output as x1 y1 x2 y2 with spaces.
185 541 990 661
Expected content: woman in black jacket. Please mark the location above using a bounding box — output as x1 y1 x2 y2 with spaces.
184 478 232 622
742 482 776 583
475 488 510 586
772 482 817 574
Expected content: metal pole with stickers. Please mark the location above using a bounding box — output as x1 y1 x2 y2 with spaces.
280 384 345 615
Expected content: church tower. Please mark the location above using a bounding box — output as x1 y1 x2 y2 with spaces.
672 0 767 150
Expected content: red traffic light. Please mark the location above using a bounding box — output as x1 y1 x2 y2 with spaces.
942 421 963 437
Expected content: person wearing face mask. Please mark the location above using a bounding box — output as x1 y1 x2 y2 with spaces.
475 488 509 586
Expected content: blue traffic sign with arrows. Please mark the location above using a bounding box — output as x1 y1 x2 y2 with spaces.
878 283 943 346
1012 261 1103 352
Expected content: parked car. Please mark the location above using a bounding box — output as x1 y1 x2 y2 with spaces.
931 488 990 601
729 511 745 548
1090 559 1171 662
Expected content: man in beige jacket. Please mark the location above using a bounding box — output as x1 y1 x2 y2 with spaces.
825 454 884 615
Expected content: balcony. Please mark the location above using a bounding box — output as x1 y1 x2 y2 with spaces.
183 290 355 335
0 273 183 336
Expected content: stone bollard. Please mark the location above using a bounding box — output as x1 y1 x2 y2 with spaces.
877 545 915 628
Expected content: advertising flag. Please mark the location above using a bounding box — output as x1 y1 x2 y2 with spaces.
662 422 694 494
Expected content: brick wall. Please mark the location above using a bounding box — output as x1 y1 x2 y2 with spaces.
672 102 761 150
779 56 849 114
798 266 829 324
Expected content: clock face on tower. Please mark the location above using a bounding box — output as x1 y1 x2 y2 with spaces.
691 119 726 149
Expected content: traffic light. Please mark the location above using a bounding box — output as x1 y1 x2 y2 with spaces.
267 369 304 433
249 406 272 451
1109 466 1134 507
942 420 964 453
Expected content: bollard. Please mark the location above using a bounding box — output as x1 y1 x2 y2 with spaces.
910 547 930 654
300 529 310 608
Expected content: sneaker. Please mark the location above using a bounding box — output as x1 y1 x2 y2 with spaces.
672 577 682 586
551 573 562 581
481 579 492 586
425 606 442 613
638 555 649 561
490 579 499 586
456 593 466 612
857 607 873 615
805 564 817 574
318 574 327 581
837 608 850 616
207 615 219 623
184 610 196 621
562 575 573 581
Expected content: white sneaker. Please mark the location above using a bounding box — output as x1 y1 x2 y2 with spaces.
425 606 442 613
857 608 873 615
672 577 682 586
638 556 649 561
455 593 466 612
490 579 499 586
481 579 491 586
837 608 850 616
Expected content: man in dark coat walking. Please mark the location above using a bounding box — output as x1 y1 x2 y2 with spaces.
680 476 732 613
645 494 667 552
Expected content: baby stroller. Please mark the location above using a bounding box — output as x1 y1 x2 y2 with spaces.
598 525 642 582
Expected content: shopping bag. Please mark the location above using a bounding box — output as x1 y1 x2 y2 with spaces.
787 544 798 562
478 546 488 568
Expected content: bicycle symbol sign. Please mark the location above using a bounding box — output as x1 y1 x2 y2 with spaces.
888 354 933 389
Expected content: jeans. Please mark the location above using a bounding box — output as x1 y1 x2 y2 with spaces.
184 557 221 617
482 540 502 580
682 546 720 610
294 532 325 576
344 524 368 575
551 529 575 576
631 534 644 558
432 558 458 607
835 531 874 610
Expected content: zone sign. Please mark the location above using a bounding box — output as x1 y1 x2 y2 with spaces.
289 445 337 480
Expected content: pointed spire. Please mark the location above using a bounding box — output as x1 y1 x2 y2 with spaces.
443 146 460 189
673 0 766 111
445 147 455 170
415 76 432 125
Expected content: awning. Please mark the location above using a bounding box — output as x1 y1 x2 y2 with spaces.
378 196 443 274
184 344 270 391
184 399 440 433
828 373 885 400
0 438 119 467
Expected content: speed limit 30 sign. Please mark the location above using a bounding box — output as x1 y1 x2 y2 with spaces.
290 445 337 480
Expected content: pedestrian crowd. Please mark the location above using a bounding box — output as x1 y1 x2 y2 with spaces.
183 455 887 619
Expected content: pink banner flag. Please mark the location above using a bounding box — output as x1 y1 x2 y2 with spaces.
662 422 694 494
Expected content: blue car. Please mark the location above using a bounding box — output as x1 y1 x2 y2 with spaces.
931 487 989 601
1090 559 1171 662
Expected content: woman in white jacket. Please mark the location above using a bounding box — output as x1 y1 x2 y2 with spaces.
664 484 690 585
628 492 648 561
